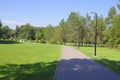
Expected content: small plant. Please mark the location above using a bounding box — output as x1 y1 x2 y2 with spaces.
40 38 46 43
118 44 120 50
35 34 39 43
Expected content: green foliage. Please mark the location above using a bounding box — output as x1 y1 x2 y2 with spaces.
36 38 39 43
108 6 116 19
56 40 62 45
1 26 11 39
17 23 35 40
0 20 2 38
59 19 67 44
50 37 57 44
40 38 46 43
118 44 120 50
35 33 39 43
106 41 114 48
67 12 85 46
107 14 120 47
117 0 120 10
0 10 120 47
0 40 19 44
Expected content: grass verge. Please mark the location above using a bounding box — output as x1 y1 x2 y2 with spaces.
75 47 120 75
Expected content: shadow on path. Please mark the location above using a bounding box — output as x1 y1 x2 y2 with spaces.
95 59 120 75
54 58 120 80
0 61 57 80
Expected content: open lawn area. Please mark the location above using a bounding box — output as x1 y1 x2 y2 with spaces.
76 47 120 75
0 44 61 80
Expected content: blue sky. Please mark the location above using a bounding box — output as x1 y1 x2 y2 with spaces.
0 0 119 29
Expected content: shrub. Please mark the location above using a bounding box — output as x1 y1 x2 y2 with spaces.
106 42 113 48
118 44 120 50
50 37 56 44
40 38 46 44
36 38 39 43
56 40 62 45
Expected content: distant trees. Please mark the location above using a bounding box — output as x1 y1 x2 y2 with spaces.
67 12 85 46
17 23 35 40
0 20 2 38
1 26 11 39
108 14 120 47
59 19 67 44
108 6 116 19
102 3 120 48
117 0 120 10
0 2 120 48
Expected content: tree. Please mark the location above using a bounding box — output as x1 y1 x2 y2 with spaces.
35 33 39 43
109 14 120 47
105 6 116 28
0 20 2 38
18 23 35 40
15 25 20 38
11 30 16 39
117 0 120 10
84 13 91 46
108 6 116 19
79 16 86 46
44 24 54 42
97 15 105 46
59 19 67 44
67 12 82 46
1 26 11 39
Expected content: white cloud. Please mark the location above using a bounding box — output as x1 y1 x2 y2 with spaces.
2 20 21 25
1 20 21 29
6 13 17 16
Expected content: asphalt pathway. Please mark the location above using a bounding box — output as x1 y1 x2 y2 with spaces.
54 46 120 80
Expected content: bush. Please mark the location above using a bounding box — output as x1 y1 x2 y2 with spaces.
0 40 19 44
106 42 113 48
40 39 46 44
118 44 120 50
36 38 39 43
50 37 56 44
56 40 62 45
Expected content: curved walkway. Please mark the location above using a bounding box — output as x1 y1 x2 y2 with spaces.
54 46 120 80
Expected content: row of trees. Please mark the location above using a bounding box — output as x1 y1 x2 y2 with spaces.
0 2 120 48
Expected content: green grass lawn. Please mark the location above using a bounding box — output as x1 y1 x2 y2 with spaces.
76 47 120 75
0 43 61 80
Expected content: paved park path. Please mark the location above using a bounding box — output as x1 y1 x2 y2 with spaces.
54 46 120 80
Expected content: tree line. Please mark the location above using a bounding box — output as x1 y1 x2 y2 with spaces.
0 1 120 48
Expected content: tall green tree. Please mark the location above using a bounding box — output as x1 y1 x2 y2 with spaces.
18 23 35 40
105 6 116 27
97 15 105 46
67 12 82 46
44 24 54 42
1 26 11 39
84 13 91 46
108 6 116 19
59 19 67 44
109 14 120 47
0 20 2 38
117 0 120 10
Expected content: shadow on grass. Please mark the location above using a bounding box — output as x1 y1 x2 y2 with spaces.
0 61 57 80
0 40 19 44
95 59 120 75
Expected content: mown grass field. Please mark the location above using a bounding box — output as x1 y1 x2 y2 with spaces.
76 47 120 75
0 43 61 80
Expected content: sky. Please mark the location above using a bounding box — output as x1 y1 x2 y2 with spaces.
0 0 119 29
